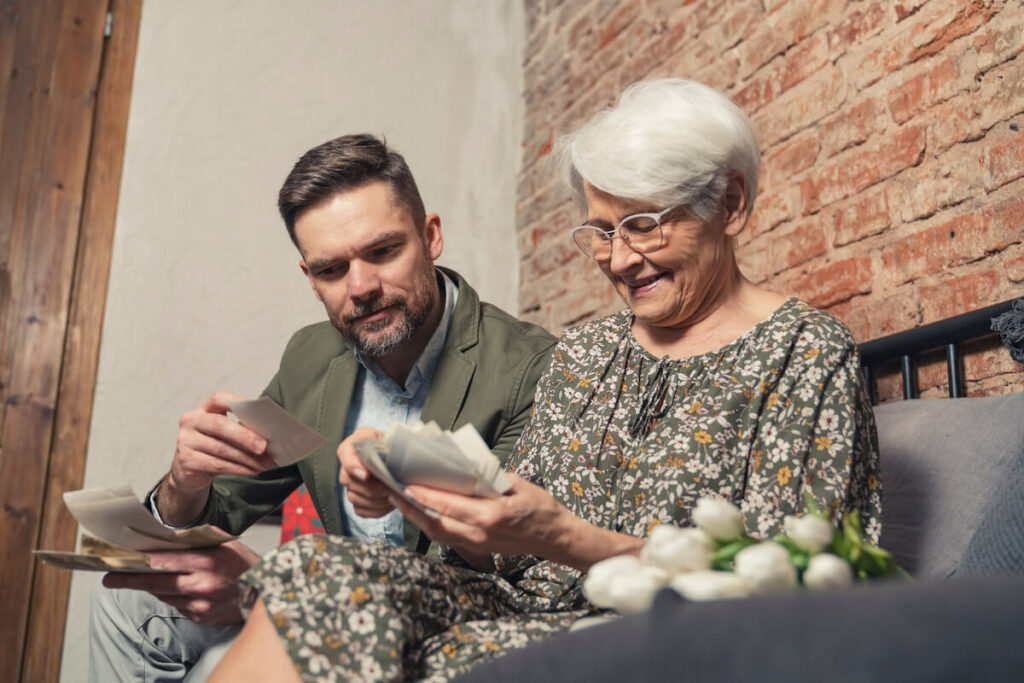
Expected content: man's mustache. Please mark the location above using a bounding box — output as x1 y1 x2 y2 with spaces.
343 295 405 325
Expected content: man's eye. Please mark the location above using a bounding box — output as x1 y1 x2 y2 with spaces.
318 264 344 277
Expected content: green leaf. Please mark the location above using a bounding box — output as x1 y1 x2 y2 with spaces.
802 492 823 519
711 538 757 570
791 552 810 572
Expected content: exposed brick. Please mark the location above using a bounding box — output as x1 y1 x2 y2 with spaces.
785 255 873 308
850 36 908 89
767 218 828 274
976 58 1024 132
690 54 741 93
982 129 1024 192
525 22 551 67
617 20 691 89
801 125 926 214
516 182 572 235
886 154 978 225
880 210 1005 285
974 3 1024 73
819 95 888 158
907 0 999 62
922 93 983 155
565 9 595 51
894 0 929 22
827 0 892 60
753 66 846 147
733 69 777 114
1004 251 1024 283
761 129 820 189
717 0 762 50
595 1 641 50
888 54 969 124
736 238 772 285
734 32 828 115
524 0 545 36
963 340 1022 382
520 0 1024 394
827 185 892 247
735 0 842 79
991 196 1024 244
749 185 798 236
838 291 920 343
919 269 1000 323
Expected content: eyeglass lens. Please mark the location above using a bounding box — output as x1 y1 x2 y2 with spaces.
574 214 662 259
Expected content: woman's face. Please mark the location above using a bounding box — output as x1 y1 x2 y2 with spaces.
582 182 741 331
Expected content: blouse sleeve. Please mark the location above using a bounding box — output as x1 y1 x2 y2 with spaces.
740 319 882 543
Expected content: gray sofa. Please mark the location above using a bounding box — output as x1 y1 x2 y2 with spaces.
461 391 1024 682
875 391 1024 578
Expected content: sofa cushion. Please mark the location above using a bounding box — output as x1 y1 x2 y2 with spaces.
874 392 1024 579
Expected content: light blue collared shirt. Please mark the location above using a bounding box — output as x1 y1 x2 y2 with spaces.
337 270 458 546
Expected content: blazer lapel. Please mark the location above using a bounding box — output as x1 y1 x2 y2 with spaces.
421 348 475 430
422 267 479 430
299 350 357 536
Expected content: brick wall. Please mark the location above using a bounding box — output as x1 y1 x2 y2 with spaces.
517 0 1024 398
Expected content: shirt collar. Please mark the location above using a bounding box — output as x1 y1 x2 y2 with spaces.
355 269 458 392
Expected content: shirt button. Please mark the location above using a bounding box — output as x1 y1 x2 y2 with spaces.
395 396 408 404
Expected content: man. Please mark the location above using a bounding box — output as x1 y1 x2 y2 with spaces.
89 134 556 681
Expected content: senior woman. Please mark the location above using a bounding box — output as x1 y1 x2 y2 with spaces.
210 78 880 682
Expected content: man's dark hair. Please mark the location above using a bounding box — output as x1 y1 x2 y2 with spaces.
278 134 427 248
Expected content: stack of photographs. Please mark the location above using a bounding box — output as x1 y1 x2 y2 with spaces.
354 422 512 518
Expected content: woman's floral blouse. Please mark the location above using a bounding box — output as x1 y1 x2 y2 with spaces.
240 298 881 681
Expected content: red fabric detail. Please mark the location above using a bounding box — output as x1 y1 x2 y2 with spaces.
279 483 325 545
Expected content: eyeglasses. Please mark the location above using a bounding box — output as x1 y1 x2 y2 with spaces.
570 205 682 260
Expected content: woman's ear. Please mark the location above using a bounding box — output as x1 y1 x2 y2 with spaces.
722 172 749 237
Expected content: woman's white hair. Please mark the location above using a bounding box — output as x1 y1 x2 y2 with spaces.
557 78 760 222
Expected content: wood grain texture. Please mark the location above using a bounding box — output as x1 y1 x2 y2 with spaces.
21 1 142 679
0 0 109 677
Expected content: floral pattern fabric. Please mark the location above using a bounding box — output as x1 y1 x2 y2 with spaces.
240 298 881 681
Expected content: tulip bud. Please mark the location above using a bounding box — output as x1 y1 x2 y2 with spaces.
641 525 714 574
669 570 749 601
734 542 797 594
803 553 853 590
584 555 669 613
783 514 834 553
692 497 745 541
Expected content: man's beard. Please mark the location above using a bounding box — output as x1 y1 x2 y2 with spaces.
332 275 437 358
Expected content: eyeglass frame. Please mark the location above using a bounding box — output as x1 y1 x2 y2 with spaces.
569 204 685 260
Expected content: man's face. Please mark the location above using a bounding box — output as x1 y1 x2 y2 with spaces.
295 181 443 358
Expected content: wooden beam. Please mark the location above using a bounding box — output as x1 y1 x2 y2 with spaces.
0 0 109 676
21 1 142 680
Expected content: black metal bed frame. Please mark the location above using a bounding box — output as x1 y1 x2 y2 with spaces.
858 299 1016 403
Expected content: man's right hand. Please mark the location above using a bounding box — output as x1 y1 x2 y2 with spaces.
157 391 276 526
103 540 261 626
337 427 394 517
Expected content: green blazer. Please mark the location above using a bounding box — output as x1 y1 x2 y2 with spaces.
189 267 556 553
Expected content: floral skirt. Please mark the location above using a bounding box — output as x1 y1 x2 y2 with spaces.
239 535 591 682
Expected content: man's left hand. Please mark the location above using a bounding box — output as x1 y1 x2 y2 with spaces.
102 540 261 626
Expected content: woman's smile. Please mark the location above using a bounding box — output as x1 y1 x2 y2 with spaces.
624 272 667 296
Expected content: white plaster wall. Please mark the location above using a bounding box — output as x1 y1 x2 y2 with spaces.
61 1 524 678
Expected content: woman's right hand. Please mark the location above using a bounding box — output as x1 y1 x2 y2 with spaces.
337 427 393 517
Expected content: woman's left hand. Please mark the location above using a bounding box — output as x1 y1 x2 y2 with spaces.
393 473 573 561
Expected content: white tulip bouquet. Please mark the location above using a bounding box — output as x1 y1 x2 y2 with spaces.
583 497 905 616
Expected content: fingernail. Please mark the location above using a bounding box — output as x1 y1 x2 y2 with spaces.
255 438 266 452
